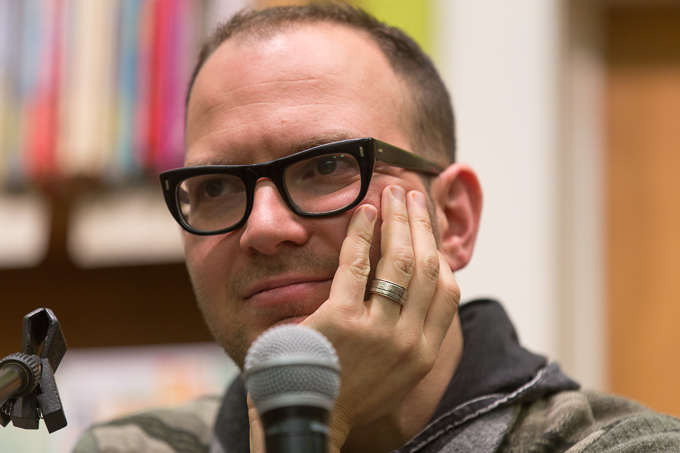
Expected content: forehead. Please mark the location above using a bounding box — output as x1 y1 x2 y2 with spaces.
185 22 410 165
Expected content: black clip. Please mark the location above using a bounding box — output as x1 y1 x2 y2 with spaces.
0 308 68 433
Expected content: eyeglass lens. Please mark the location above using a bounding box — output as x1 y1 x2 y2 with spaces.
177 152 363 232
178 174 248 233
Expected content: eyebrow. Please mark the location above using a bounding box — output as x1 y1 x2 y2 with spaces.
185 131 358 167
286 131 357 155
186 156 234 166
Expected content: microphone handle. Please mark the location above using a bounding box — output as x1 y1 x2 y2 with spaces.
261 405 331 453
0 364 25 407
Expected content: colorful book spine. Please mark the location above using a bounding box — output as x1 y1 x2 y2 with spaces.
25 0 63 180
0 0 22 186
1 0 218 187
58 0 117 178
114 0 142 179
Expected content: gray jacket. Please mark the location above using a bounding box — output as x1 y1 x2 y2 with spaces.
74 300 680 452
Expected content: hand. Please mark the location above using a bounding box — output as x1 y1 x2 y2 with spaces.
248 395 265 453
302 185 461 451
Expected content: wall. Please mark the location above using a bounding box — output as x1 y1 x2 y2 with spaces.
434 0 610 392
436 0 564 361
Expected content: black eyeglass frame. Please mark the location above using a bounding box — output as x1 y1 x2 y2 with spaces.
159 137 444 236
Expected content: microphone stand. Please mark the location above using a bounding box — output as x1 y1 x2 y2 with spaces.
0 308 67 433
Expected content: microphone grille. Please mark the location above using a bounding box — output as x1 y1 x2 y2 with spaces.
244 324 341 413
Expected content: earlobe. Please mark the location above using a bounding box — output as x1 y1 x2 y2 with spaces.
431 163 483 271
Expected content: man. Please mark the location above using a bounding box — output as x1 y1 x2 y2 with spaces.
74 3 680 452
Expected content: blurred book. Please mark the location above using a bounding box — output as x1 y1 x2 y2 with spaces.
0 342 237 453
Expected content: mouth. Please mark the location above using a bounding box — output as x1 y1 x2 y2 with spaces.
244 275 333 299
243 276 334 319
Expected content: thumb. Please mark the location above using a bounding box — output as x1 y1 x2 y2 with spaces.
248 395 266 453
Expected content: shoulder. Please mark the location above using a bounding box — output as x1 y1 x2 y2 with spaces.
71 395 222 453
503 389 680 452
577 391 680 452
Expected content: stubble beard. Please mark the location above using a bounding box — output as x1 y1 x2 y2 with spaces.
188 249 340 369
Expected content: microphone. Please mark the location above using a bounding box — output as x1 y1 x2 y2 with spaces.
244 324 341 453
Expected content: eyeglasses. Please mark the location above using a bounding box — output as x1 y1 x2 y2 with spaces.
159 137 444 236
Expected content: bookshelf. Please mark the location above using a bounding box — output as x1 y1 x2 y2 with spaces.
0 0 252 354
0 0 424 345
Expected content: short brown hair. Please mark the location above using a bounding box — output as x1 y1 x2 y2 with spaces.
187 2 456 164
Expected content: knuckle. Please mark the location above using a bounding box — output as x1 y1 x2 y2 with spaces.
414 215 434 234
399 332 421 354
346 227 373 257
443 276 460 298
417 349 438 376
352 226 373 248
398 344 433 379
343 259 372 279
390 210 410 227
391 331 418 358
391 249 416 279
441 279 461 310
418 252 440 282
338 253 371 279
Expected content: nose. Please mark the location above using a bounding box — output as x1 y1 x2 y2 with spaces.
239 179 310 254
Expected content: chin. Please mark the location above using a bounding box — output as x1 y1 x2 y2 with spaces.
273 315 308 327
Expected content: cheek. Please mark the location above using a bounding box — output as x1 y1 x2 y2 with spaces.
184 234 211 274
304 208 358 252
183 234 235 296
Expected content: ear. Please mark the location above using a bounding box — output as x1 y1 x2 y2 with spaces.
431 163 483 271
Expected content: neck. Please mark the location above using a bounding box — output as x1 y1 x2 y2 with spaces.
341 316 464 453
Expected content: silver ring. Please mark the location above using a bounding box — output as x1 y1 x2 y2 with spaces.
369 279 408 305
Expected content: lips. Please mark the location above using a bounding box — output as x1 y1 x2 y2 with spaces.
243 275 334 320
244 275 332 299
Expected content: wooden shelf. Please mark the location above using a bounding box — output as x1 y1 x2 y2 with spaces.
0 182 210 359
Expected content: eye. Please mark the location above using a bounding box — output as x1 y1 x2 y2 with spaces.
315 158 338 175
286 153 360 190
203 179 226 197
181 174 244 206
304 154 355 178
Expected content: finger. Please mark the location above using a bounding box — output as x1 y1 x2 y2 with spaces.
399 190 440 323
321 204 378 320
422 252 461 346
247 395 266 453
370 185 415 316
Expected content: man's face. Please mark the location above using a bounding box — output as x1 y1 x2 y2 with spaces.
184 23 435 367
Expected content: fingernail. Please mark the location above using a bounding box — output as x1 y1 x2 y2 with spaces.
390 185 405 202
411 191 427 209
362 205 377 222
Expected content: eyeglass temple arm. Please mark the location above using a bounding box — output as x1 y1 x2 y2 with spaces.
374 140 444 175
